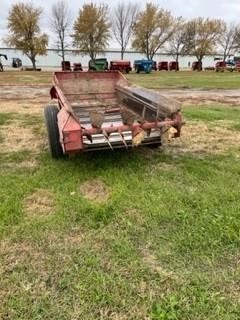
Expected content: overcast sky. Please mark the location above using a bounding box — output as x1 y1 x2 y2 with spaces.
1 0 240 48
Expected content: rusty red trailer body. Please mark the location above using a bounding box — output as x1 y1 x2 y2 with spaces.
46 71 183 157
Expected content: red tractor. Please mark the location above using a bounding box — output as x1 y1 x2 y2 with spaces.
235 62 240 72
158 61 168 71
73 63 83 71
61 61 71 71
109 60 132 73
169 61 179 71
215 61 226 72
192 61 202 71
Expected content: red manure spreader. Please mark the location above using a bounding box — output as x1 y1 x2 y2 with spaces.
45 71 183 158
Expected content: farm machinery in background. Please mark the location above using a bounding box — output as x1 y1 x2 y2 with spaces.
109 60 132 73
0 54 8 72
133 60 154 73
12 57 22 68
61 61 83 72
158 61 179 71
60 59 180 74
88 58 108 71
214 55 240 72
45 71 183 158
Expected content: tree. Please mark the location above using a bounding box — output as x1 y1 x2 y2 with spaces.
72 3 111 60
168 17 187 67
132 2 176 60
112 2 139 59
50 0 71 62
219 22 240 61
6 2 48 70
184 17 224 70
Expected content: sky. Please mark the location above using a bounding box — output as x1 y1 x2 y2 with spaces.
1 0 240 48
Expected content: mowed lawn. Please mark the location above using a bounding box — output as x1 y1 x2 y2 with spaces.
0 71 240 319
1 69 240 89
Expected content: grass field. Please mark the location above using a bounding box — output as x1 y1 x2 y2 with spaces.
1 70 240 89
0 72 240 319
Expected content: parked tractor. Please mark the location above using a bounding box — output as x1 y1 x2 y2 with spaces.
158 61 168 71
88 58 108 71
0 54 7 72
235 62 240 72
192 61 202 71
225 59 235 72
134 60 153 73
109 60 132 73
215 61 226 72
152 61 157 71
62 61 71 71
169 61 179 71
73 63 83 71
12 57 22 68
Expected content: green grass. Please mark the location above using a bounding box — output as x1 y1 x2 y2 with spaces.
126 71 240 89
0 71 52 85
2 70 240 89
0 103 240 319
0 112 17 125
184 105 240 131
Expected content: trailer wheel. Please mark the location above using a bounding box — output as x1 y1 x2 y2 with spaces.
44 105 63 158
146 142 162 148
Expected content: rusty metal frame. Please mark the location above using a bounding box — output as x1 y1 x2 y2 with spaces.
50 71 183 154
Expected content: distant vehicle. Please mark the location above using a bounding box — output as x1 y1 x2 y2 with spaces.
109 60 132 73
133 60 153 73
88 58 108 71
225 59 235 72
12 57 22 68
235 61 240 72
158 61 168 71
152 61 157 71
226 59 235 66
62 61 71 71
0 54 7 72
169 61 179 71
192 61 202 71
73 63 83 71
204 66 215 71
215 61 226 72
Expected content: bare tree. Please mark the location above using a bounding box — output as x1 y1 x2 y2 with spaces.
168 17 187 68
112 2 139 59
50 0 71 62
219 22 240 61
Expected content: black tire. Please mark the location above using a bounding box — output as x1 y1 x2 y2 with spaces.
146 142 162 148
44 105 63 158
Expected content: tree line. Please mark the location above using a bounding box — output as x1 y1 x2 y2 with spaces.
4 1 240 70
